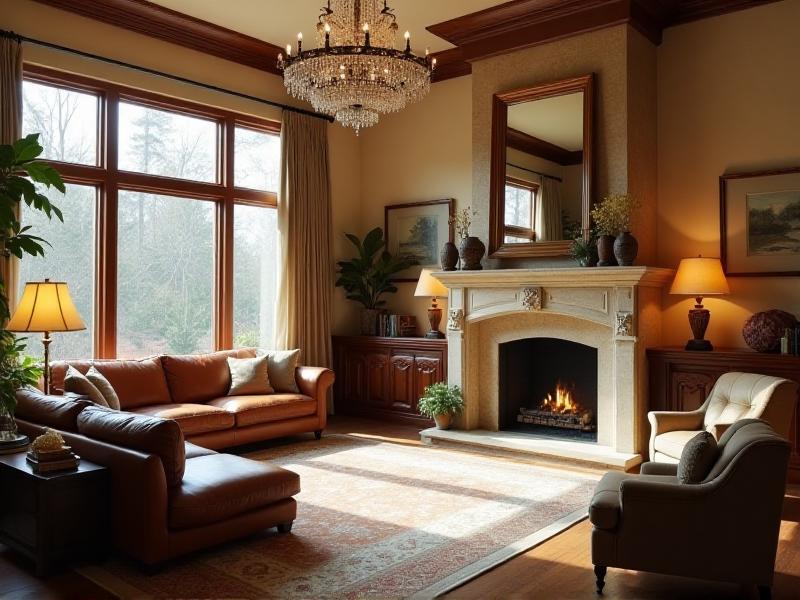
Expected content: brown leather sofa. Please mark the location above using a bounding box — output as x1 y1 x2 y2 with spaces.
15 391 300 566
49 348 335 449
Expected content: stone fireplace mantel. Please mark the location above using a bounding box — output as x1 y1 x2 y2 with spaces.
422 266 674 469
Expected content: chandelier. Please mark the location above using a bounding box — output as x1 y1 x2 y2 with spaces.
278 0 436 134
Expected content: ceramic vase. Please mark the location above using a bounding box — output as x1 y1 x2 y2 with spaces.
613 231 639 266
440 241 459 271
596 235 618 267
459 236 485 270
360 308 380 336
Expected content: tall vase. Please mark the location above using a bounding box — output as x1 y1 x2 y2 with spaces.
459 236 485 270
613 231 638 266
360 308 380 336
440 241 459 271
596 235 618 267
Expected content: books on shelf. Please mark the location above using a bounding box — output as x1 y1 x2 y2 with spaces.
377 314 417 337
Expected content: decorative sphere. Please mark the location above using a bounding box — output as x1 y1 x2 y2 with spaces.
742 309 797 352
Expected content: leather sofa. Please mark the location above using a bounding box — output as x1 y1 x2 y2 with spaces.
49 348 335 449
15 392 300 566
591 420 790 599
648 371 797 462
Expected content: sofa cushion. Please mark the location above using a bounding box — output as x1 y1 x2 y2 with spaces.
677 431 718 484
185 441 217 460
132 404 235 435
652 429 701 460
77 405 185 487
161 349 257 405
64 366 108 407
169 454 300 529
207 394 316 428
86 366 122 410
227 355 273 396
258 349 301 393
14 387 92 432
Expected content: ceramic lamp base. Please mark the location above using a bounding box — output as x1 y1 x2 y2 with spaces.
685 339 713 351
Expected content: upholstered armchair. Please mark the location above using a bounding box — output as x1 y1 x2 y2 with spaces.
649 371 797 462
591 420 791 599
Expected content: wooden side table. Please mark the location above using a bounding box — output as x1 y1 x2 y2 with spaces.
0 452 110 576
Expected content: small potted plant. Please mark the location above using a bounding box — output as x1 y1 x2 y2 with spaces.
569 226 599 267
449 206 484 270
590 193 640 266
418 382 464 429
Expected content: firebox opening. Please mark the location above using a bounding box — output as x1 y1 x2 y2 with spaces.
499 338 598 443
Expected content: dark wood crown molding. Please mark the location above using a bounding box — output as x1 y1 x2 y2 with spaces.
507 128 583 166
32 0 283 75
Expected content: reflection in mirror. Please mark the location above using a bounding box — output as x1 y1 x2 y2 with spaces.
504 91 584 244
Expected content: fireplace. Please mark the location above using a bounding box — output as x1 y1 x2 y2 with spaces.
499 338 598 442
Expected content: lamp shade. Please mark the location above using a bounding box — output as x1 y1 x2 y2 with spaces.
414 269 448 298
6 279 86 333
670 257 730 296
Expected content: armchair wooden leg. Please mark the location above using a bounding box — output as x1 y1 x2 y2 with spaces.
277 521 293 533
314 429 323 440
758 585 771 600
594 565 607 594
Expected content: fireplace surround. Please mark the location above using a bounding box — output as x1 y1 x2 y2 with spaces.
421 267 674 469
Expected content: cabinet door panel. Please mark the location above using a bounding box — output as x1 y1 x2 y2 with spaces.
669 369 717 412
390 355 415 411
343 350 366 406
365 352 391 408
413 352 444 413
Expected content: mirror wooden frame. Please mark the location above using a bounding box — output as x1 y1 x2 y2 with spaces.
489 73 594 258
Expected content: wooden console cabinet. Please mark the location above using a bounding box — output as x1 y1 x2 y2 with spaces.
333 336 447 425
648 347 800 482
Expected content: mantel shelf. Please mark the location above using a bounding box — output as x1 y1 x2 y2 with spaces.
432 266 675 289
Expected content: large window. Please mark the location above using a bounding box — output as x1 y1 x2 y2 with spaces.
20 68 280 359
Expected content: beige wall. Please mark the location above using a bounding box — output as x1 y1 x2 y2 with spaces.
3 0 362 336
658 0 800 348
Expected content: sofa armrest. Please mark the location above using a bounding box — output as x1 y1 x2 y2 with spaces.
639 462 679 476
707 422 733 440
648 409 705 459
295 366 335 427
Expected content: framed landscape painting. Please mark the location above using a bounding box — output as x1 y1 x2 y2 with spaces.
720 167 800 276
385 199 454 282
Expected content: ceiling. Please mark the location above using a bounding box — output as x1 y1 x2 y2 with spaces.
146 0 510 53
507 93 584 151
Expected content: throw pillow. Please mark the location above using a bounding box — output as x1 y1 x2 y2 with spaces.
64 365 109 408
677 431 718 484
86 366 122 411
259 349 301 393
227 356 274 396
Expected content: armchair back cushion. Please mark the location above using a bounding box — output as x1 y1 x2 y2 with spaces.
161 348 257 405
77 405 185 487
703 372 798 438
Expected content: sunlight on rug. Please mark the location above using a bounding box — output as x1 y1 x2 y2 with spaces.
79 434 600 600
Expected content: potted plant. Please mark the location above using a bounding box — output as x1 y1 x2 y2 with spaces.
418 382 464 429
569 228 599 267
590 193 640 266
0 134 65 442
335 227 417 335
450 206 484 270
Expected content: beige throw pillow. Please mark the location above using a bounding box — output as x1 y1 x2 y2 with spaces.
86 366 121 411
227 356 274 396
259 349 301 393
64 365 109 408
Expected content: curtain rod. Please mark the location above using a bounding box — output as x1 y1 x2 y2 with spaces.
0 29 334 123
506 162 563 182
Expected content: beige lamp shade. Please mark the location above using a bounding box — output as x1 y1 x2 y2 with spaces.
670 257 730 296
6 279 86 333
414 269 448 298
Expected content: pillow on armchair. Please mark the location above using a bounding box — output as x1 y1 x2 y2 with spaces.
677 431 718 484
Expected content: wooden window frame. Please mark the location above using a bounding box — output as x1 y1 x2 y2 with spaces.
503 176 538 242
22 64 280 358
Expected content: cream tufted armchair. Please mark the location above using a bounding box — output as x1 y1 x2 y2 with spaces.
649 372 798 462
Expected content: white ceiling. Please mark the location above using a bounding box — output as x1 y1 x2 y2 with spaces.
149 0 509 53
507 92 584 151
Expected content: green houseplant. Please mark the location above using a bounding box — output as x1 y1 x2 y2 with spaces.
418 382 464 429
0 134 65 441
335 227 417 335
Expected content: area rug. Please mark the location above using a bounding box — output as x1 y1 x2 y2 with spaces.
79 434 600 599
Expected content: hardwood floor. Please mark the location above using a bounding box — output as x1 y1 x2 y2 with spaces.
1 416 799 599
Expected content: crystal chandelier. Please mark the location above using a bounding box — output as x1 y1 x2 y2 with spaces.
278 0 436 134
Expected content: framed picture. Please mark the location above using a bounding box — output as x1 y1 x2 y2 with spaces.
721 167 800 277
385 199 454 282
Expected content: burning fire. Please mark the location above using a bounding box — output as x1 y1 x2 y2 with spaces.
541 381 580 414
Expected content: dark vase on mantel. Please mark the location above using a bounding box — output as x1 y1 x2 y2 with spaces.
596 234 618 267
440 241 459 271
613 231 639 266
459 236 485 270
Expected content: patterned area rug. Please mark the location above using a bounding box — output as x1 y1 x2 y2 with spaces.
80 434 600 599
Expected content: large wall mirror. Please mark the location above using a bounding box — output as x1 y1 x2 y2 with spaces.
489 73 594 258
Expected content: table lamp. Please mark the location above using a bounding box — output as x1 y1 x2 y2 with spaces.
670 257 729 351
6 279 86 394
414 269 448 339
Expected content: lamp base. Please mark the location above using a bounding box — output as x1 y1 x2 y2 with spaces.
425 330 445 340
685 339 713 351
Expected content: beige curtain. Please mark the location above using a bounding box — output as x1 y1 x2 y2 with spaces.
275 111 333 380
0 36 23 315
536 176 563 242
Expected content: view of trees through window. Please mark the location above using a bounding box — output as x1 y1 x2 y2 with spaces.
504 181 536 243
20 74 280 359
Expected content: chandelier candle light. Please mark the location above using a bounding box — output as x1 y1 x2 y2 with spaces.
278 0 435 134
